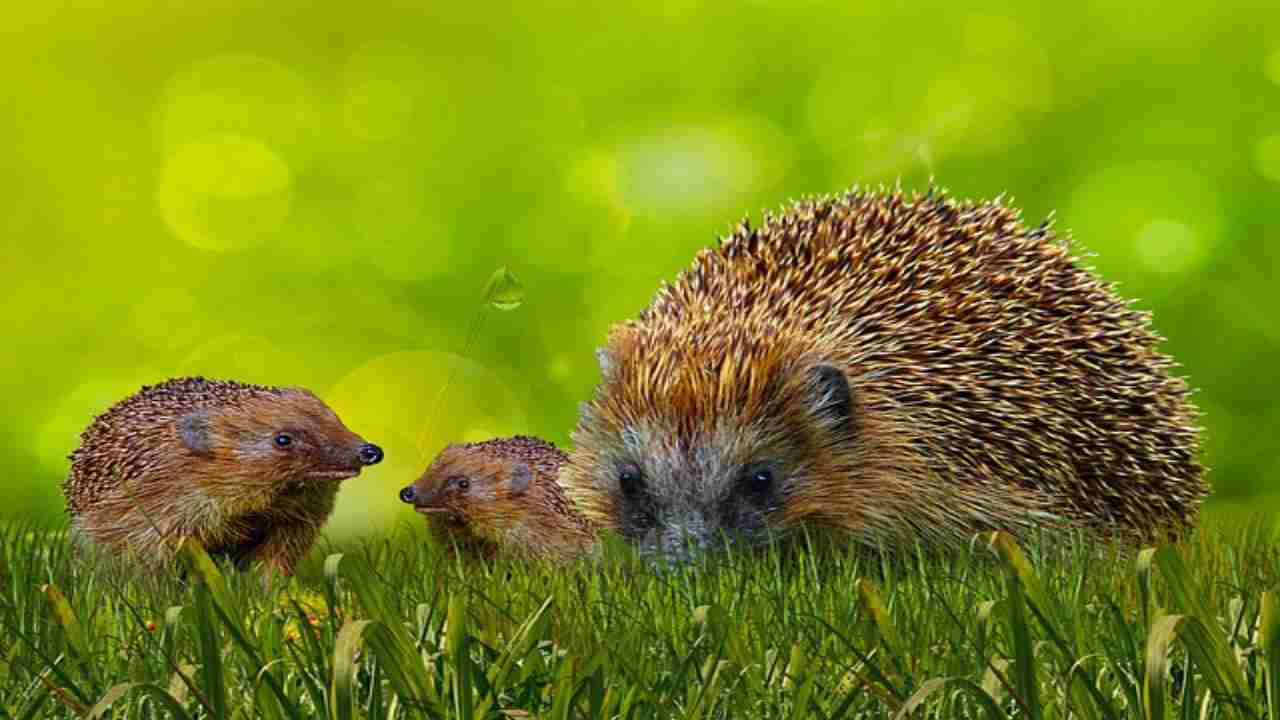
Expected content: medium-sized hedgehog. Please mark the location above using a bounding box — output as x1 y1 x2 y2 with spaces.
564 186 1207 559
64 377 383 575
399 436 596 562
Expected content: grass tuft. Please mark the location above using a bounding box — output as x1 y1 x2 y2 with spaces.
2 517 1279 718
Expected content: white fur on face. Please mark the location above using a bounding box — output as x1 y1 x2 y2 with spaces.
605 418 789 555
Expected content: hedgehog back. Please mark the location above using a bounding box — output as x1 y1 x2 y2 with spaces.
64 377 293 515
593 188 1205 537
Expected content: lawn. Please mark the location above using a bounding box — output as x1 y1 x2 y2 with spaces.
2 516 1278 719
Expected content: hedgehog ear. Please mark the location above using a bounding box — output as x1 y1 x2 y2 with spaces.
178 410 214 455
805 364 854 431
596 347 616 382
509 464 533 494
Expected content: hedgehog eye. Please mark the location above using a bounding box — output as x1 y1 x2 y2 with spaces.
742 465 774 496
450 476 470 491
274 433 293 449
618 463 644 495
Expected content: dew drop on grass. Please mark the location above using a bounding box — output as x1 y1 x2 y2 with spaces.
483 266 525 311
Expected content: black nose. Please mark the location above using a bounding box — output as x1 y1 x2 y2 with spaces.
399 485 416 503
358 443 384 465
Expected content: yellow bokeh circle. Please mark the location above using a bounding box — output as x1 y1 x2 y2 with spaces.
157 134 293 252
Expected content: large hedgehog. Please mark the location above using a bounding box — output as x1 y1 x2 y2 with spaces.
564 186 1206 557
64 377 384 574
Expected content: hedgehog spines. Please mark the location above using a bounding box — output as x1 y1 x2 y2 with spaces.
565 185 1205 553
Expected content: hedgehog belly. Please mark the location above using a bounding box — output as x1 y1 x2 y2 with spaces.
206 512 274 570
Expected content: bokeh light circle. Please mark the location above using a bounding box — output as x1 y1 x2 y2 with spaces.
321 350 529 539
339 43 433 144
1134 220 1202 276
157 134 294 252
158 53 318 169
1065 163 1222 283
615 116 790 220
1254 133 1280 182
351 172 454 283
1267 48 1280 86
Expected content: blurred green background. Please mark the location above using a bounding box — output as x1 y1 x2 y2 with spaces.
4 1 1278 536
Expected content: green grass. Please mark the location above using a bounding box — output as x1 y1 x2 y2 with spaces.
3 518 1280 719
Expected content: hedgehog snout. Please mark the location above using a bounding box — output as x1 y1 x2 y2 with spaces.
358 443 383 465
402 484 442 510
644 512 714 561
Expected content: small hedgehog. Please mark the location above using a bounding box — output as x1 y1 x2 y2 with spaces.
563 186 1206 558
64 377 384 575
399 436 596 562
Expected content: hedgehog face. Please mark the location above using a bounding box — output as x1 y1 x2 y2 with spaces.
404 444 533 539
604 425 792 558
177 389 382 486
573 357 856 560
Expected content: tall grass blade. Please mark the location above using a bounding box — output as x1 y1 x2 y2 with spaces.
894 677 1010 719
990 532 1118 720
1137 548 1158 632
1155 548 1216 627
14 687 51 720
87 683 195 720
39 585 87 660
1153 548 1250 703
1144 614 1251 720
856 578 901 657
1259 592 1280 719
206 598 300 720
475 595 553 719
331 618 441 718
989 532 1041 720
446 592 475 720
785 644 818 720
179 538 233 612
331 619 371 720
176 539 233 720
191 583 227 720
